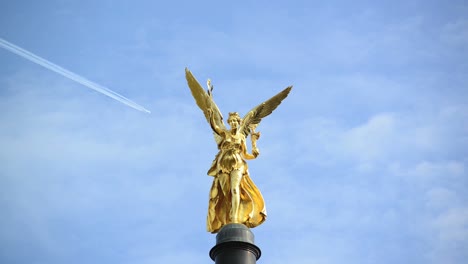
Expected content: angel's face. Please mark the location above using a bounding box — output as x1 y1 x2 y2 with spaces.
228 118 239 129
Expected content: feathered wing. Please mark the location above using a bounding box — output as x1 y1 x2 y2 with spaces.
185 68 226 145
240 86 293 137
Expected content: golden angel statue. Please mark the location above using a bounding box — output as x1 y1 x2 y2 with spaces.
185 68 292 233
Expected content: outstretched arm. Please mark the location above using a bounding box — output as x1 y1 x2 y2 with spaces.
242 135 259 160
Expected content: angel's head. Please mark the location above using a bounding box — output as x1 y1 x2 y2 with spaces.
227 112 241 129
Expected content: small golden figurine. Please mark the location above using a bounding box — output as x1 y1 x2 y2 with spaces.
185 68 292 233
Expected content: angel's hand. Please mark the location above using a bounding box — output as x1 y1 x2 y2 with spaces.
251 131 261 141
207 108 213 117
252 148 260 158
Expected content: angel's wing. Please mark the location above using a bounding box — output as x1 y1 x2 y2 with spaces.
240 86 292 137
185 68 226 145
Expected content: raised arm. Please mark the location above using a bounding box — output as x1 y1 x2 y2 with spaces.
208 109 224 135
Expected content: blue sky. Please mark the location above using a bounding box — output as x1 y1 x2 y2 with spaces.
1 1 467 263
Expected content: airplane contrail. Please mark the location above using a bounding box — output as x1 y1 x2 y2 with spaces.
0 38 151 113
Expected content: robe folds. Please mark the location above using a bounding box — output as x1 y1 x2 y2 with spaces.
206 167 267 233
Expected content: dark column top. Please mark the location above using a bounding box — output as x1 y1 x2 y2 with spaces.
210 224 261 264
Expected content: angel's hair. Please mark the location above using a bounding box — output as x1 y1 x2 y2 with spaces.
227 112 241 123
